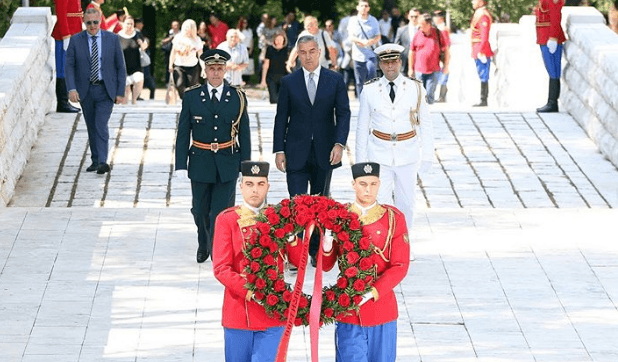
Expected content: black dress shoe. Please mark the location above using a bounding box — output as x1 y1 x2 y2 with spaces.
86 163 98 172
57 102 80 113
96 163 110 174
196 250 209 263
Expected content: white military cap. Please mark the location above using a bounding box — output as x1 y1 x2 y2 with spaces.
374 43 405 61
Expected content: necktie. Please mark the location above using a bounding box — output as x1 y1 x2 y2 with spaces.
90 35 99 83
308 72 316 104
389 81 395 103
211 89 218 106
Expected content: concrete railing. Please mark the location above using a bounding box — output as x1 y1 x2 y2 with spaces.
0 7 55 207
561 7 618 168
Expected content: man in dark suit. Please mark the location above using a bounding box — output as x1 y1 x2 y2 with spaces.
175 49 251 263
273 35 351 265
394 8 419 75
65 7 126 174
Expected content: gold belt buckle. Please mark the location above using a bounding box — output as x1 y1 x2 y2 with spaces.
211 143 219 153
390 133 398 142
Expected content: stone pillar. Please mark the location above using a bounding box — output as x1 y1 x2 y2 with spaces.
0 7 55 207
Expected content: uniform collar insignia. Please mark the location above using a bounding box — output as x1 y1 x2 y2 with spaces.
200 91 205 96
226 91 231 97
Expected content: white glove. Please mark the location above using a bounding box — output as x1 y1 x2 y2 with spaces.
477 53 487 64
174 169 188 179
419 161 432 176
359 292 373 306
547 39 558 54
63 37 70 51
323 230 334 253
287 233 296 242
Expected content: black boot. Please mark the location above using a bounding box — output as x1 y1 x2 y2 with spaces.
473 82 488 107
537 78 560 113
56 78 80 113
437 85 447 103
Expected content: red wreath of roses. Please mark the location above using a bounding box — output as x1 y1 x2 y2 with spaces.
242 195 377 325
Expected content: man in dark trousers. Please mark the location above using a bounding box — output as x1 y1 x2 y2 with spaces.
175 49 251 263
65 7 126 174
273 35 351 266
53 0 83 113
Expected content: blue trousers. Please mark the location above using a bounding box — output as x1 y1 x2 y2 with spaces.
438 70 449 86
55 40 65 78
224 327 284 362
540 44 563 79
80 84 114 164
415 72 438 104
335 321 397 362
475 58 491 82
353 57 378 97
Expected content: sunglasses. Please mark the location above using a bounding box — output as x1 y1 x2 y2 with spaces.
85 20 100 26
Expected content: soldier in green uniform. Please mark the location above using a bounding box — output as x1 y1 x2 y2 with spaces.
175 49 251 263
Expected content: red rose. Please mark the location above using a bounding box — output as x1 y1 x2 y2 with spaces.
251 261 261 272
325 290 336 301
344 267 358 278
255 278 266 289
268 242 279 253
294 318 303 326
315 201 328 212
327 209 338 220
267 294 279 306
266 268 278 280
295 214 308 226
281 199 291 207
364 275 374 284
280 206 291 218
343 241 354 252
353 295 363 305
264 207 276 216
323 308 334 318
359 257 373 271
259 235 272 247
323 220 334 230
358 237 371 250
254 291 264 300
274 279 286 292
336 277 348 289
299 296 308 309
283 290 292 302
257 222 271 234
350 218 361 230
318 211 328 223
251 247 263 259
267 213 280 225
338 208 348 218
283 223 294 234
263 254 276 266
353 279 366 291
337 231 349 242
332 224 342 233
274 228 286 239
283 308 290 317
338 294 350 307
346 251 360 265
246 273 257 283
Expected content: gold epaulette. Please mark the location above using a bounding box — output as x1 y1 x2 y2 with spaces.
364 77 380 85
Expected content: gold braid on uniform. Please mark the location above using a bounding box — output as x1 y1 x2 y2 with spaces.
372 208 396 263
231 87 246 152
364 77 380 85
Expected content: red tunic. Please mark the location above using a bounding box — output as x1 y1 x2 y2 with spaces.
470 6 494 58
213 205 337 330
51 0 83 41
208 21 230 49
337 204 410 327
536 0 566 45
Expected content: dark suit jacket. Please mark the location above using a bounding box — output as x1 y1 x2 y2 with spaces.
273 67 350 171
175 83 251 184
394 25 412 59
65 30 126 101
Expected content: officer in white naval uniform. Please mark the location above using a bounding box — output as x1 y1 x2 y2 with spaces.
355 43 434 229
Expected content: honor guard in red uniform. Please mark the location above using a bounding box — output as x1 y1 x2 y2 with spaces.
333 162 410 362
470 0 494 107
536 0 566 113
213 161 336 362
52 0 82 113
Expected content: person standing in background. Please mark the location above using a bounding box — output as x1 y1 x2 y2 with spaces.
118 16 146 105
161 20 180 84
135 18 157 100
470 0 494 107
52 0 82 113
208 13 229 49
348 0 381 96
286 16 337 73
260 31 289 104
169 19 204 99
283 11 300 50
378 9 393 43
197 21 212 51
65 7 126 175
433 10 451 103
217 29 249 86
394 8 420 76
535 0 566 113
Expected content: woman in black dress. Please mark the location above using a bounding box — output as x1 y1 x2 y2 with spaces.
260 31 289 104
118 16 146 104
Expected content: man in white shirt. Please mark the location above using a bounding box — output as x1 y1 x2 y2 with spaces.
286 16 337 72
348 0 381 96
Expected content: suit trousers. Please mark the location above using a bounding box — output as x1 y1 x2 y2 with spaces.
377 162 420 230
224 327 284 362
191 177 237 255
80 83 114 164
286 143 332 256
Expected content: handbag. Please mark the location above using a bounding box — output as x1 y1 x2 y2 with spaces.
140 49 151 68
165 76 178 105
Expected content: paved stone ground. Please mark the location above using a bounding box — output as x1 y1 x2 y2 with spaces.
2 97 618 362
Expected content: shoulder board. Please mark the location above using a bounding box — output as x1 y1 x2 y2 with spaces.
382 204 405 217
404 75 422 84
364 77 380 85
228 84 245 93
184 84 202 93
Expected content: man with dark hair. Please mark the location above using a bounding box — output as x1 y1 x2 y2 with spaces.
470 0 494 107
348 0 381 96
208 13 229 49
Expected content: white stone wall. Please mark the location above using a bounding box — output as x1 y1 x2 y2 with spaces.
561 7 618 168
0 7 55 207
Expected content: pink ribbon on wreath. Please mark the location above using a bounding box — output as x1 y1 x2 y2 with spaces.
275 221 325 362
